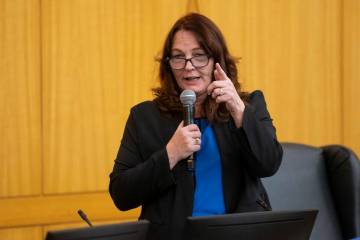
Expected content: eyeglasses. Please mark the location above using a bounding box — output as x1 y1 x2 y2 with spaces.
168 54 210 70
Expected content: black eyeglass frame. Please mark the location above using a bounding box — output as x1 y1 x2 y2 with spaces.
166 54 212 70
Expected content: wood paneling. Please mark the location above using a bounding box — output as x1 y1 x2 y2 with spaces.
0 227 42 240
0 0 41 197
0 192 139 228
343 0 360 156
41 0 187 194
200 0 343 147
0 0 359 239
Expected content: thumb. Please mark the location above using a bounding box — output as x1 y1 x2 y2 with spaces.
214 63 228 80
177 121 184 129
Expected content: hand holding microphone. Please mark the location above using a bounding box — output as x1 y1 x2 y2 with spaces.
166 90 201 170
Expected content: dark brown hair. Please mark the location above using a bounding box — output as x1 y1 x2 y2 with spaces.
153 13 248 122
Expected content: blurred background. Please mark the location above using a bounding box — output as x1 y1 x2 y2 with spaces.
0 0 359 239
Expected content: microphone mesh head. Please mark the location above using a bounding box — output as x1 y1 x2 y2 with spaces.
180 90 196 105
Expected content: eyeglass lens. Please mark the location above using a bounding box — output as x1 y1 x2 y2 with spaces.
169 55 209 69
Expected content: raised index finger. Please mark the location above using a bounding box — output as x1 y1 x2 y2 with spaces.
214 63 228 81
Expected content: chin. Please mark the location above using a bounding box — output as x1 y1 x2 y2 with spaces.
184 88 203 95
181 83 204 92
188 88 207 98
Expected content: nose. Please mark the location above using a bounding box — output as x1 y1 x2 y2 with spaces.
184 59 195 71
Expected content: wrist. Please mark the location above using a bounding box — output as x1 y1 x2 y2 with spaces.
166 143 178 169
231 104 245 128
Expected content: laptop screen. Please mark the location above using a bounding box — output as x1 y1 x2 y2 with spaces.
186 209 318 240
45 220 149 240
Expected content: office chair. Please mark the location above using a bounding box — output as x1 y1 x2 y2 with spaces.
262 143 360 240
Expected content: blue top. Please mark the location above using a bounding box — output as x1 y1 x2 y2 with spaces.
192 119 226 216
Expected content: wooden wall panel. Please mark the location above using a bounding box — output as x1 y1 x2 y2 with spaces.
200 0 343 147
0 0 41 197
42 0 187 194
0 227 42 240
343 0 360 156
0 193 138 228
0 0 358 239
197 0 243 56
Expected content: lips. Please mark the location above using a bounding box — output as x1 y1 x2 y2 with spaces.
184 76 200 81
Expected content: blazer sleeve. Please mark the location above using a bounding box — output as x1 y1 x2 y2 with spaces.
232 90 283 177
109 107 176 211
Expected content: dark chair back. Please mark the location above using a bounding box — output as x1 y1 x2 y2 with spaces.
262 143 360 240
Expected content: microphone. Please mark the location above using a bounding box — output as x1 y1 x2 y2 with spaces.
180 90 196 172
77 209 93 227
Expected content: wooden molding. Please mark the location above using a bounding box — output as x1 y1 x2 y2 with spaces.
0 192 140 228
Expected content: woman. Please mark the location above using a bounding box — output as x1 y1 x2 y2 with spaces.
109 13 283 240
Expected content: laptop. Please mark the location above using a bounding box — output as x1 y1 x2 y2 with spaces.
186 209 318 240
45 220 149 240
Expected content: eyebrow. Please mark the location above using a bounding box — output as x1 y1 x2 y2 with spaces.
171 47 204 53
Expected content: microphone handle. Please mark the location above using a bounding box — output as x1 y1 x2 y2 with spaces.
183 104 195 172
187 154 194 172
183 104 194 126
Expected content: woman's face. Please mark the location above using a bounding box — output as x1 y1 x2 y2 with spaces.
170 30 214 98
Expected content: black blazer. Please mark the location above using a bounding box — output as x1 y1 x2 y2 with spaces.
109 90 283 240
